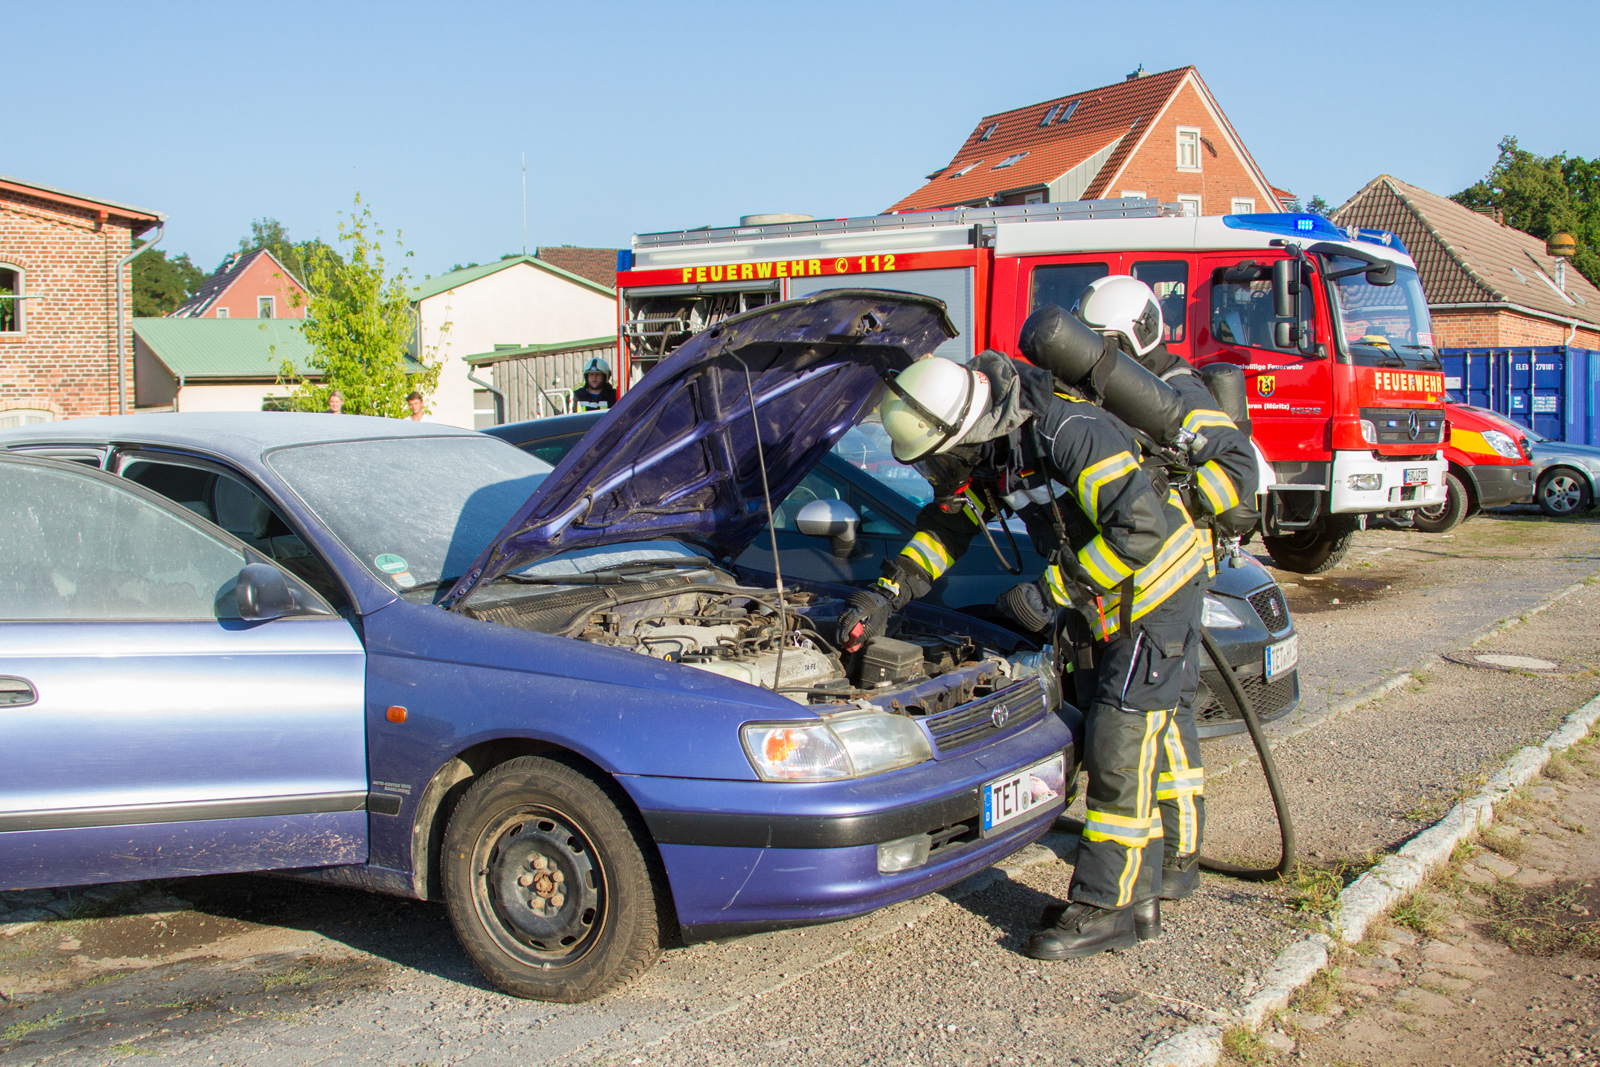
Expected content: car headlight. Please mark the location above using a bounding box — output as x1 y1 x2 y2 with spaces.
1202 594 1246 628
742 709 932 782
1360 419 1378 444
1481 429 1521 459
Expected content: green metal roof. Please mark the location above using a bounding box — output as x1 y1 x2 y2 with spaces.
133 318 424 379
409 254 615 303
463 336 617 366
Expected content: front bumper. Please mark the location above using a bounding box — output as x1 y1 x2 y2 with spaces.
1470 463 1534 508
622 711 1075 940
1328 451 1446 513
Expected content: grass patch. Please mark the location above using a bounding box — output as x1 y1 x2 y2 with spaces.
1544 753 1585 783
1221 1025 1269 1065
109 1043 156 1057
2 1009 65 1042
1288 965 1341 1014
1480 829 1529 861
1391 890 1446 939
1484 879 1600 957
1497 791 1543 821
261 968 317 993
1289 865 1346 918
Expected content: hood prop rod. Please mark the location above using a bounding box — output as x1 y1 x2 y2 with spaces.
733 353 788 691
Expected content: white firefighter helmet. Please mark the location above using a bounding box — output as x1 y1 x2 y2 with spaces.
1074 275 1164 357
877 357 992 463
583 356 613 378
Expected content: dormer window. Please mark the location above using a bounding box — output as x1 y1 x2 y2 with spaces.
1040 105 1061 127
993 153 1029 170
949 160 982 179
978 123 999 141
1057 100 1079 125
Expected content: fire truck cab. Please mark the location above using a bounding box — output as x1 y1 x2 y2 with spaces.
614 200 1448 573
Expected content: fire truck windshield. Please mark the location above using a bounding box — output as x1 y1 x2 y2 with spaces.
1326 256 1439 369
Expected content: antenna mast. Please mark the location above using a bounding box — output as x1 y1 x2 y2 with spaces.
521 153 527 256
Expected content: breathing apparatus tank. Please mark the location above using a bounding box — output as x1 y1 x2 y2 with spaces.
1018 304 1187 445
1198 363 1251 437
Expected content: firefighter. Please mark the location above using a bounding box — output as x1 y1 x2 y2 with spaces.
572 357 618 411
836 325 1207 959
1071 276 1260 902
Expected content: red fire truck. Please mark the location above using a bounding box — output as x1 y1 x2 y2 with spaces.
613 200 1448 573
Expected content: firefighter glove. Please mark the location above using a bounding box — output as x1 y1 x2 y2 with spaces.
837 588 894 653
1213 501 1259 538
997 578 1056 634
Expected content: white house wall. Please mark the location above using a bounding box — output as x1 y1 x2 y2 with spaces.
416 263 616 429
175 383 285 413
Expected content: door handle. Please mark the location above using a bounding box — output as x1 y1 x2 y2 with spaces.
0 677 37 707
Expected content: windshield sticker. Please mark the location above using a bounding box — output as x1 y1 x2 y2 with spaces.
392 571 417 588
374 554 409 574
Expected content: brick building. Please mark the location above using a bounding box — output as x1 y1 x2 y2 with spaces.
171 247 307 319
887 66 1284 216
0 174 163 424
1333 175 1600 348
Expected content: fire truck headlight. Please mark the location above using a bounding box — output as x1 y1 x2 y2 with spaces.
1348 473 1383 491
1360 419 1378 444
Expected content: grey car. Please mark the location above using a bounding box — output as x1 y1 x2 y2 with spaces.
486 414 1301 739
1525 424 1600 517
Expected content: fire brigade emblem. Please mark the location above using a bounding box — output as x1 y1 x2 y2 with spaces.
1258 375 1277 398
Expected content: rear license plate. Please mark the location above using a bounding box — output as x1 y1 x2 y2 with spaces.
1404 467 1428 486
1265 634 1299 681
981 753 1067 837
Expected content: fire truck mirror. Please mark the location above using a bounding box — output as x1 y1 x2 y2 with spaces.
1274 320 1300 350
1365 260 1397 287
1271 259 1299 320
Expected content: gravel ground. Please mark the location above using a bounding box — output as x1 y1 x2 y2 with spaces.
2 512 1599 1067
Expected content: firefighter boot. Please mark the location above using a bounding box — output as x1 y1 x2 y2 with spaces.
1161 856 1200 901
1041 898 1160 942
1026 902 1137 960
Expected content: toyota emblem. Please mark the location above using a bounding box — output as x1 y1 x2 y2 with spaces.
1407 411 1421 440
990 704 1011 729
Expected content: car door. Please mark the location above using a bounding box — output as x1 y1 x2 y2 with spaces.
0 455 368 891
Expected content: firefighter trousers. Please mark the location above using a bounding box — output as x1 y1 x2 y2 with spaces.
1067 591 1205 909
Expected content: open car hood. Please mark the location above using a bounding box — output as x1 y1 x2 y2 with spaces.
443 290 956 608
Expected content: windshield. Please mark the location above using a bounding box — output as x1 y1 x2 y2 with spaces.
268 436 553 591
1326 258 1438 368
832 419 934 507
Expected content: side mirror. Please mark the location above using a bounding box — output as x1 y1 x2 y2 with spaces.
1365 260 1397 286
1274 320 1300 350
1271 258 1299 320
236 563 310 621
795 498 861 560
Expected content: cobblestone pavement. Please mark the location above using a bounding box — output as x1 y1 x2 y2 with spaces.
1259 740 1600 1066
2 513 1599 1067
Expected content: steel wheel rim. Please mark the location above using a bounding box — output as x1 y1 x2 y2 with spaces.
1544 475 1583 514
470 805 606 968
1414 500 1448 521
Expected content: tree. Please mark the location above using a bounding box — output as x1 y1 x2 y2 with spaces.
1453 136 1600 287
275 194 440 416
1306 195 1334 219
234 217 345 289
131 247 207 317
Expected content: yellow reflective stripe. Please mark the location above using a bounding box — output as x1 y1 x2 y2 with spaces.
1075 452 1139 524
1043 564 1070 606
875 576 901 598
1182 408 1236 435
1195 461 1241 513
1087 810 1156 830
1083 826 1159 847
900 532 954 579
1077 534 1136 590
960 488 986 528
1088 525 1207 639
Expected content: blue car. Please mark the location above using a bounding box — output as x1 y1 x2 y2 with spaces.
0 292 1074 1002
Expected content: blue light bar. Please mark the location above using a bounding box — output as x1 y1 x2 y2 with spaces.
616 248 635 272
1222 213 1410 258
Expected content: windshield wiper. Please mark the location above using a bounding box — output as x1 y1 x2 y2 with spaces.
589 558 714 573
497 560 713 586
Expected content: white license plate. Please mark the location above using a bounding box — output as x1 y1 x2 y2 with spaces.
981 753 1067 837
1404 467 1428 486
1265 634 1299 681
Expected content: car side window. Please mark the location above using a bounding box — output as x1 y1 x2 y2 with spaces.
0 462 247 621
851 493 903 536
1209 261 1315 354
1132 260 1189 345
121 459 348 609
519 434 585 467
772 473 842 531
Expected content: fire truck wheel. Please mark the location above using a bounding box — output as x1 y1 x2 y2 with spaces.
1411 472 1468 534
1537 468 1592 518
1262 515 1358 574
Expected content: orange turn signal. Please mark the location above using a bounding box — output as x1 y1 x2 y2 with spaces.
386 706 408 724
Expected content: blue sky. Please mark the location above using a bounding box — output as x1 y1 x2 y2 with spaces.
10 0 1597 279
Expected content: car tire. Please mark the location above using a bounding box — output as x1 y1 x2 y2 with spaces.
1262 515 1358 574
1536 468 1592 518
1411 472 1469 533
441 755 666 1002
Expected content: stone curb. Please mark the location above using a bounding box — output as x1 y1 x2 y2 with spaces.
1143 688 1600 1067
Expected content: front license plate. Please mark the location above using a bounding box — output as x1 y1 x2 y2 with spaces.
1404 467 1428 486
981 753 1067 837
1266 634 1299 681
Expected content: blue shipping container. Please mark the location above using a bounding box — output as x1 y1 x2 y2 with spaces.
1438 346 1600 446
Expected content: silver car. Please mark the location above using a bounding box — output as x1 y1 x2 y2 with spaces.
1525 424 1600 517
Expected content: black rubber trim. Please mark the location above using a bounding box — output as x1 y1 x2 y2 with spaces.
643 789 981 850
1470 463 1535 508
0 791 368 833
367 792 404 816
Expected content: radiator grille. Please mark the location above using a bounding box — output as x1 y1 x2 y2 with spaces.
1246 587 1293 635
1195 669 1299 730
922 681 1045 755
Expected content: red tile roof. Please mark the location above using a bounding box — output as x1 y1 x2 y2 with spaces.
888 67 1194 212
535 246 618 290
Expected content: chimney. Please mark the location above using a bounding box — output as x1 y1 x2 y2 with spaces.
1126 64 1147 80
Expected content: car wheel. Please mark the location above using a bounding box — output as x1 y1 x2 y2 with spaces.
441 755 666 1002
1411 472 1469 534
1536 468 1592 518
1262 515 1358 574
